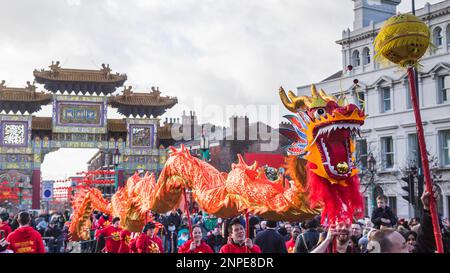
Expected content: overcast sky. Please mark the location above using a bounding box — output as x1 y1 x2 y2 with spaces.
0 0 442 180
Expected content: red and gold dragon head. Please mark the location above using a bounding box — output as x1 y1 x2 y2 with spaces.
279 85 366 223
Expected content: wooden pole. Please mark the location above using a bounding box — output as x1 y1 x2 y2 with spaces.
183 188 193 239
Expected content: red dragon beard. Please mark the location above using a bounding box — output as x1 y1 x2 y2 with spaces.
307 162 364 225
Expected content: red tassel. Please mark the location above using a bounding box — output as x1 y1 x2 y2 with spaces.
307 162 363 224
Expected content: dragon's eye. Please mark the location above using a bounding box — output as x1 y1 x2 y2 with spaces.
313 108 327 120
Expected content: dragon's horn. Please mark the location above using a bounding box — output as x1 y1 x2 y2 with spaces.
279 86 309 112
319 89 336 102
311 84 319 97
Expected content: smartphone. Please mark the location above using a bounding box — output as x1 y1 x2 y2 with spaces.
0 230 5 240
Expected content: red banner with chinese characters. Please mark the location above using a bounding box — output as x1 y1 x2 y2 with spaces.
0 185 19 201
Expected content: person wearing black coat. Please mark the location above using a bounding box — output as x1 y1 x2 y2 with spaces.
44 220 63 253
295 218 320 253
206 227 224 253
254 221 287 253
371 195 397 229
413 187 449 253
166 210 181 230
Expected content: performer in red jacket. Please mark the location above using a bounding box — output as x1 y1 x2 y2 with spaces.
6 211 45 253
118 229 132 253
136 222 164 253
178 224 213 253
97 217 122 253
129 237 138 253
220 218 261 253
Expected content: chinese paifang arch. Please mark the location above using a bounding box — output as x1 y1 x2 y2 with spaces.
69 85 366 241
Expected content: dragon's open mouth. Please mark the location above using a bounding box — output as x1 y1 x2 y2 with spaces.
313 122 361 179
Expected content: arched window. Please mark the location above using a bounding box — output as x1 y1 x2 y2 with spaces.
352 50 361 67
434 26 443 46
362 47 370 65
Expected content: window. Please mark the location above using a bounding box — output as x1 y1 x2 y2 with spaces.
356 139 368 170
381 136 394 169
362 47 370 65
388 196 397 215
354 90 365 109
352 50 361 67
440 130 450 166
434 27 443 46
408 133 418 163
438 75 449 103
405 83 412 109
381 87 391 112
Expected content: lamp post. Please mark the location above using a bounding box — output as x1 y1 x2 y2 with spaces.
18 179 24 210
112 148 121 192
367 153 377 214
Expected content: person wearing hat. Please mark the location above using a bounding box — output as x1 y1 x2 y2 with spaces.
219 218 261 253
254 220 287 253
137 222 164 253
97 217 122 253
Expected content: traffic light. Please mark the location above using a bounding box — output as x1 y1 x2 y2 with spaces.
401 174 415 205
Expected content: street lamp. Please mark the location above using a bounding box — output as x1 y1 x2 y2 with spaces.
112 148 121 191
367 153 377 214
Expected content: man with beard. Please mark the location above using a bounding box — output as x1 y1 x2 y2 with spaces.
311 222 355 253
285 225 301 253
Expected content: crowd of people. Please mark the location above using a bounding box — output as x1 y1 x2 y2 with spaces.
1 187 449 253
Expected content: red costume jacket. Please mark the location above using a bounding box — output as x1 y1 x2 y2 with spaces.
136 233 164 253
0 223 12 238
178 239 214 253
6 226 45 253
129 238 138 253
286 238 296 253
97 225 122 253
219 242 261 253
118 229 132 253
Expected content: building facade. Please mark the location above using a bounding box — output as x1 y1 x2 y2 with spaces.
297 0 450 219
0 62 177 209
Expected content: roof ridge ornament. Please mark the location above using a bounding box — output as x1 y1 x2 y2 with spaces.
49 61 61 77
101 63 112 79
151 86 161 100
0 80 5 90
26 81 37 92
123 85 133 99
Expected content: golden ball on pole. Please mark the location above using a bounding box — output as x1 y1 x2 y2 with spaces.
374 13 431 67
